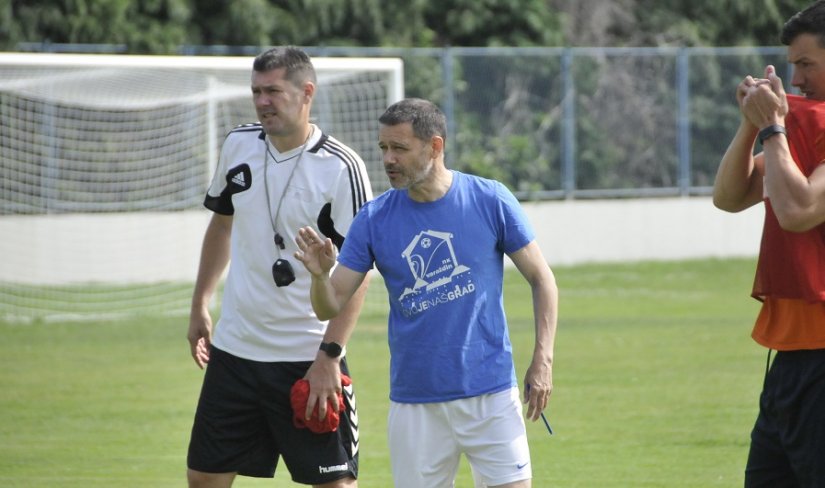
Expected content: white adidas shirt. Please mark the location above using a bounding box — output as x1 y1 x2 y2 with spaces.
204 123 372 361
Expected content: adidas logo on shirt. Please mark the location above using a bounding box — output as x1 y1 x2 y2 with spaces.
226 164 252 193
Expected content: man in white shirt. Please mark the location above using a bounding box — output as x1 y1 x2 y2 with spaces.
186 46 372 488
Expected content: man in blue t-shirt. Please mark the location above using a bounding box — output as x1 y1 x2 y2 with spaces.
294 98 558 488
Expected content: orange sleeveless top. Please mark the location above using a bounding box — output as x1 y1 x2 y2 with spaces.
752 298 825 350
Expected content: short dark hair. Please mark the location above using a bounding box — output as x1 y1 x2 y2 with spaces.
252 46 317 87
379 98 447 143
780 0 825 46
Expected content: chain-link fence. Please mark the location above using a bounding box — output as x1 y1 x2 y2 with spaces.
309 46 788 199
16 43 789 199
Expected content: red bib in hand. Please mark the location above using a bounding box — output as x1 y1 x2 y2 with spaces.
290 374 352 433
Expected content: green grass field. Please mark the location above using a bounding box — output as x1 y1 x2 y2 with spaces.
0 258 766 487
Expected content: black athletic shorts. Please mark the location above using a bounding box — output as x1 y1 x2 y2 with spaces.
187 347 359 484
745 349 825 488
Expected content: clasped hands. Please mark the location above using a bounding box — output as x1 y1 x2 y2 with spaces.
737 64 788 128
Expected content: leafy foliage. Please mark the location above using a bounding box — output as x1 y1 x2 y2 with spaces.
6 0 810 51
633 0 801 47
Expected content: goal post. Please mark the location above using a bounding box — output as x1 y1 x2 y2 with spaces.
0 52 402 321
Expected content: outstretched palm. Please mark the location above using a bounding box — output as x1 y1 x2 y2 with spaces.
294 226 337 277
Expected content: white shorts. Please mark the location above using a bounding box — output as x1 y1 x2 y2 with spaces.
388 387 531 488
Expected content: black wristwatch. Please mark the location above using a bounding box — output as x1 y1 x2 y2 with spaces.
319 341 343 358
758 124 786 146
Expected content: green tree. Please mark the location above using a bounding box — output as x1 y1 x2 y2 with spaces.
3 0 190 52
632 0 807 47
5 0 815 52
421 0 561 46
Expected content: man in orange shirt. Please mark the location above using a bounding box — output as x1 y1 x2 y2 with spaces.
713 2 825 486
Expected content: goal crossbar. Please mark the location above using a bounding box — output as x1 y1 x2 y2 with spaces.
0 52 404 107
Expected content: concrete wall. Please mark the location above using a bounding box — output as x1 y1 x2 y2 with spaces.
0 197 764 285
522 197 763 267
0 211 212 285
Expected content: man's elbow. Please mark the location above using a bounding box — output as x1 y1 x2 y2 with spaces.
713 190 761 213
775 210 820 233
712 187 737 212
315 308 339 321
712 195 731 212
713 197 740 213
773 199 825 232
712 189 745 213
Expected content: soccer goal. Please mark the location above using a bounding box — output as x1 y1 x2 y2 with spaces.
0 52 402 321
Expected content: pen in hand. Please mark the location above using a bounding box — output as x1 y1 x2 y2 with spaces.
540 412 554 435
526 384 554 435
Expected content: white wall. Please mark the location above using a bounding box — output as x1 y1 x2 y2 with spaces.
0 197 764 285
522 197 763 267
0 210 212 285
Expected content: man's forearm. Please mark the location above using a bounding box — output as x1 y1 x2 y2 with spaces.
713 121 762 212
323 275 370 346
531 275 558 365
191 216 231 311
310 273 345 321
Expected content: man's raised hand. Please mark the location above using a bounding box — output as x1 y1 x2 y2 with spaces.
294 226 337 277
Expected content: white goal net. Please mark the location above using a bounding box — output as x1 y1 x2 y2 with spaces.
0 53 402 321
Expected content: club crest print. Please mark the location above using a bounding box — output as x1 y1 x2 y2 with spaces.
398 230 473 316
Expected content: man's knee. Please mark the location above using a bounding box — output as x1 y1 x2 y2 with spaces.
187 468 236 488
315 475 358 488
490 480 531 488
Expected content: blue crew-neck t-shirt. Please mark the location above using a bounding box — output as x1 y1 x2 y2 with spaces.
338 170 535 403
